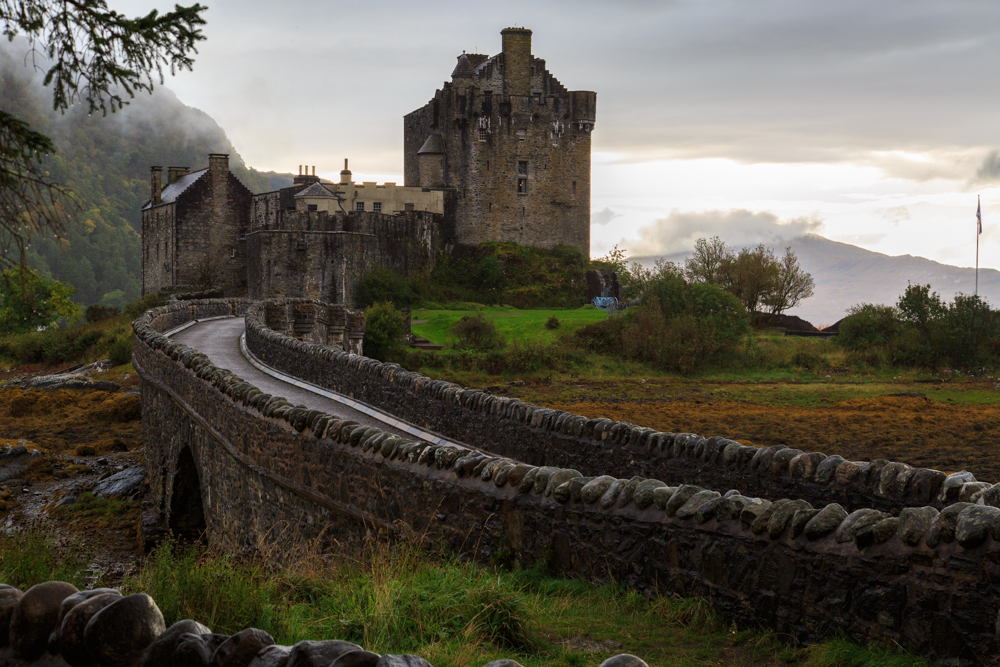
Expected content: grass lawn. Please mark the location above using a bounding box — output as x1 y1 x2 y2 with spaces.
410 305 607 348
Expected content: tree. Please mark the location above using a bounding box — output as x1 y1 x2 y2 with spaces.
0 265 81 333
0 0 206 267
725 244 780 316
684 236 732 285
764 247 815 314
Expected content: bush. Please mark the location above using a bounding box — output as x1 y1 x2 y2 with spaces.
85 304 120 323
544 316 561 330
475 256 504 291
451 315 505 351
363 302 407 360
837 304 900 349
576 274 749 374
357 268 416 309
123 292 169 319
108 337 133 366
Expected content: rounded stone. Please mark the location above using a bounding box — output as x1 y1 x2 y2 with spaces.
789 508 821 539
813 455 846 485
329 650 381 667
855 517 899 548
247 645 292 667
211 628 275 667
835 509 889 543
834 461 864 487
955 505 1000 549
544 469 582 497
614 477 644 509
675 490 721 520
286 640 365 667
664 485 702 517
898 506 939 546
599 655 649 667
652 486 676 511
766 499 812 539
770 448 803 475
739 498 772 528
0 587 23 647
939 471 976 503
57 589 121 628
803 503 847 540
10 580 79 660
478 661 522 667
85 593 166 667
138 619 213 667
925 502 974 547
632 479 668 510
600 480 625 509
176 633 231 667
581 476 616 504
58 593 123 667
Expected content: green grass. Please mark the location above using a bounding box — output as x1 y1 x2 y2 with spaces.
0 531 932 667
411 305 607 349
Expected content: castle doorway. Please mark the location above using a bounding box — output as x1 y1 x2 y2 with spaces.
169 447 207 542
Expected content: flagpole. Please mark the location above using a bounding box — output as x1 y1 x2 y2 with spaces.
976 195 980 296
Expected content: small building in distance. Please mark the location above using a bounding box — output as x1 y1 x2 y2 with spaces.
404 27 596 256
141 154 254 296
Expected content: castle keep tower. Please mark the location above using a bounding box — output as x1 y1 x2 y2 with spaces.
403 27 596 256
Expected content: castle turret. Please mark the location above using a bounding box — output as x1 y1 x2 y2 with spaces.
501 27 532 97
417 135 445 188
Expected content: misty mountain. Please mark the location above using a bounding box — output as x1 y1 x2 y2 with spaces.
631 234 1000 327
0 42 287 305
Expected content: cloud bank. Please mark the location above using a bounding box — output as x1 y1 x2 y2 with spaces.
622 209 825 257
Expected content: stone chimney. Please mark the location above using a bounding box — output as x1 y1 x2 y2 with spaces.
167 166 189 184
340 159 352 185
150 166 162 205
294 164 320 187
501 27 532 97
208 153 230 175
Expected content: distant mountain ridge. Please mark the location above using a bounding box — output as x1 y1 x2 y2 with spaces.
631 234 1000 327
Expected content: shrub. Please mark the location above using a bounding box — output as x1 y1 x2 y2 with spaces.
837 304 900 349
123 292 169 319
356 268 416 309
363 302 407 360
544 316 561 330
108 337 133 366
85 304 120 323
451 314 505 351
75 444 96 456
475 256 504 291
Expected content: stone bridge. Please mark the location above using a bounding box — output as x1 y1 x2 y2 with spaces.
135 298 1000 664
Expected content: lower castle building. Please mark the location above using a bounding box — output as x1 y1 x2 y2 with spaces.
142 28 594 308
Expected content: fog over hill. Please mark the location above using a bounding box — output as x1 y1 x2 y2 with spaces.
630 234 1000 327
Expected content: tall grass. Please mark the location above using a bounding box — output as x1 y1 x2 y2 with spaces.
0 531 932 667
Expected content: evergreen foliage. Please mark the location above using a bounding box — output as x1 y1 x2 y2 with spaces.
362 301 407 361
0 265 80 334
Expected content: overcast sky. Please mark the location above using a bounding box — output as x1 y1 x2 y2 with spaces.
108 0 1000 267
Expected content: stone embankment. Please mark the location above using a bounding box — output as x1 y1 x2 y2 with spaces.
0 581 644 667
135 299 1000 663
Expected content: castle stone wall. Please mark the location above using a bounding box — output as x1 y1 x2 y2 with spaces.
135 299 1000 662
141 203 176 294
246 210 444 307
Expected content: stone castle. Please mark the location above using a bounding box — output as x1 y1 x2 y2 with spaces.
141 28 596 307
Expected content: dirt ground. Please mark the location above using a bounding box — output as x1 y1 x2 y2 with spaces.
519 379 1000 481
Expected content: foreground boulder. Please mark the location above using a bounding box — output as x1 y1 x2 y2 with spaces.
10 581 79 660
84 594 166 667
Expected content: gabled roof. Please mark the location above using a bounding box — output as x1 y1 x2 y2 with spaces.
417 134 444 155
294 182 338 198
143 168 208 210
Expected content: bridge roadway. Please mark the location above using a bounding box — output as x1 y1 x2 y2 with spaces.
170 317 456 444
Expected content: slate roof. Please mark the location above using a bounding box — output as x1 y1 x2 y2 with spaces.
294 182 338 198
417 134 444 155
451 54 474 78
142 168 208 210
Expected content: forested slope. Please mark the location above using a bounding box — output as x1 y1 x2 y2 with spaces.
0 43 286 306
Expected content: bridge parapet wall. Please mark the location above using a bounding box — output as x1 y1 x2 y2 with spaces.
244 300 988 515
132 299 1000 662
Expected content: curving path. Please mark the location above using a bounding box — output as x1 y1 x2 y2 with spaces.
170 317 458 445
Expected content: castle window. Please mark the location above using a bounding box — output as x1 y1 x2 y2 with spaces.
478 127 487 142
373 202 382 213
230 247 236 258
533 92 541 104
572 181 577 196
517 178 527 194
356 201 365 212
307 204 317 212
405 203 415 212
517 160 528 175
518 129 526 141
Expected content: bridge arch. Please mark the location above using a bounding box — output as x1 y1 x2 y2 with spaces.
169 446 206 542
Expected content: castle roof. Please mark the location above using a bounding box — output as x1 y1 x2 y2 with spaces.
451 54 474 78
142 168 208 209
417 134 444 155
294 182 338 198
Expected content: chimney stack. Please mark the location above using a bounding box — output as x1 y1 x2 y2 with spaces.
150 166 163 205
340 158 352 185
167 166 189 184
501 27 532 97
